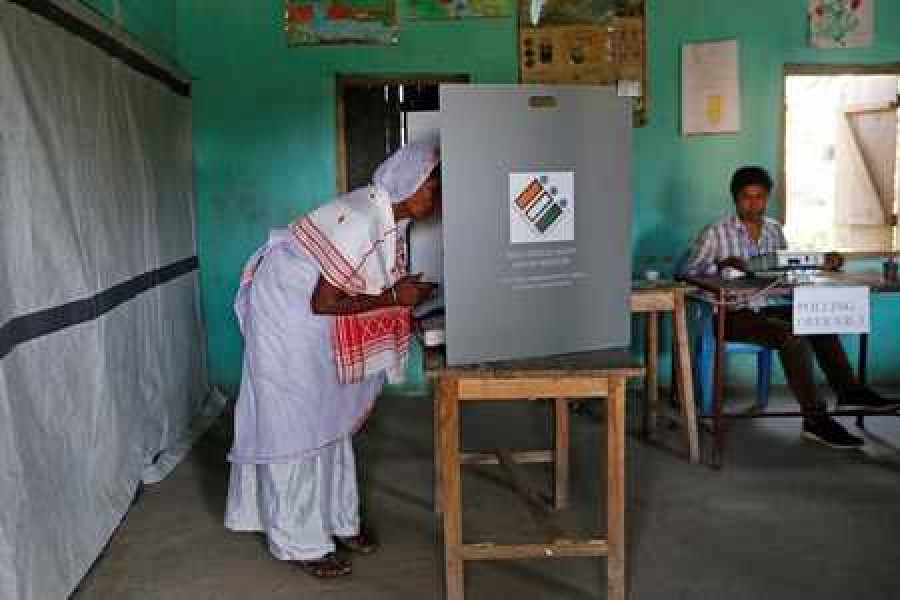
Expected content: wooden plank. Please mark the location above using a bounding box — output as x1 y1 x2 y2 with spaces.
844 112 895 222
630 289 676 312
643 311 659 436
672 291 700 463
495 449 565 541
712 295 728 467
335 78 349 194
785 63 900 76
606 376 627 600
845 102 899 117
458 377 608 400
460 450 553 465
462 540 609 561
554 397 570 510
834 77 898 227
432 349 644 380
439 376 465 600
433 392 443 515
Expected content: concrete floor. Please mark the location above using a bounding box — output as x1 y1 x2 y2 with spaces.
74 389 900 600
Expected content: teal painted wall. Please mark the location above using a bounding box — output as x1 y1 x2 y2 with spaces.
636 0 900 386
178 0 900 392
78 0 178 65
177 0 517 391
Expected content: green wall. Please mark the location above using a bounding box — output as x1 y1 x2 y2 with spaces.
78 0 178 65
178 0 900 392
638 0 900 386
177 1 517 390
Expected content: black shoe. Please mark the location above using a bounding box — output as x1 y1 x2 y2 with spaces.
802 418 864 449
836 384 900 413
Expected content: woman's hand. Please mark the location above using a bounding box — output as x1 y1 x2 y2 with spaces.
310 273 436 315
392 273 437 307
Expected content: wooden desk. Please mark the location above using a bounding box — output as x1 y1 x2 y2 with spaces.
428 350 643 600
685 271 900 466
630 282 700 463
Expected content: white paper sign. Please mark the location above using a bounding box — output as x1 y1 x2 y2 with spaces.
793 286 870 334
809 0 874 49
681 39 741 135
509 171 575 244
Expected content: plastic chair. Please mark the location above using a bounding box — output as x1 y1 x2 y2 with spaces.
693 304 773 416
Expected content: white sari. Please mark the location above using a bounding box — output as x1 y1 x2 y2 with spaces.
228 187 405 464
226 136 438 560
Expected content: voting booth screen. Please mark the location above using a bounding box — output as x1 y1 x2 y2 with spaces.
440 85 632 365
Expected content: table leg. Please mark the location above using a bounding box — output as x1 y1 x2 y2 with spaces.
643 311 659 436
857 333 869 429
712 293 727 468
553 397 570 510
673 291 700 463
607 375 626 600
440 377 464 600
434 390 444 515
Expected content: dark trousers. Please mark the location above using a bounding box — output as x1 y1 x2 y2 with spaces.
725 305 857 420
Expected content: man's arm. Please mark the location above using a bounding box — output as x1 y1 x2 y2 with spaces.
679 227 719 277
681 225 750 277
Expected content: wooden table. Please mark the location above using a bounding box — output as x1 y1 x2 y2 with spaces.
428 350 643 600
684 271 900 466
630 282 700 463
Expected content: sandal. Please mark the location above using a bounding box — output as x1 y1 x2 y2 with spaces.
297 552 352 578
334 531 378 555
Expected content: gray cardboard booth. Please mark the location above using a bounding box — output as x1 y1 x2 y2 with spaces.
431 84 633 365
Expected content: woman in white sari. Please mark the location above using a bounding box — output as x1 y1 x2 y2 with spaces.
225 137 440 577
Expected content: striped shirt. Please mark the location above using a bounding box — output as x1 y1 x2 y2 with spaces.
680 215 788 277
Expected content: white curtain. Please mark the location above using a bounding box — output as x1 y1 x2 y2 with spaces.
0 3 212 598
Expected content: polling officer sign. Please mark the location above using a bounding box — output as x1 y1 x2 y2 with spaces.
793 286 870 335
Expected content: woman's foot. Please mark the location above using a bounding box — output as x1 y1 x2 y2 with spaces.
297 552 352 578
334 530 378 555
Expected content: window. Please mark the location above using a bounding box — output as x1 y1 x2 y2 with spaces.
783 66 899 253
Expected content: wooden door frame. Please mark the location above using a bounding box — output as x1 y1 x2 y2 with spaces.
335 73 469 193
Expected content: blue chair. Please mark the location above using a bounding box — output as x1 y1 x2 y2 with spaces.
693 304 774 416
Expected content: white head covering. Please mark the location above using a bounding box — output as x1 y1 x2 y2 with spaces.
373 134 440 204
292 134 440 296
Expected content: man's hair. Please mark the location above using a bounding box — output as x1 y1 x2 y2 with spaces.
730 166 773 200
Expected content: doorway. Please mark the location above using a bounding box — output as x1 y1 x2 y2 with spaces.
335 74 467 193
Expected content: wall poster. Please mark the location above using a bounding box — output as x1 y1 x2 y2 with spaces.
809 0 874 48
285 0 397 45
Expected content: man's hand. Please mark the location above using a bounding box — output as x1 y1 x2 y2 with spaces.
716 256 748 273
393 273 437 307
823 251 844 272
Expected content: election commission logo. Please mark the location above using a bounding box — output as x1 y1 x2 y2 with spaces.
509 172 575 244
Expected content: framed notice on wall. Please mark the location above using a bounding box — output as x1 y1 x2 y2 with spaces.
681 39 741 135
518 0 647 126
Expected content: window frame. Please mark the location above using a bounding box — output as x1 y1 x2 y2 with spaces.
780 63 900 257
